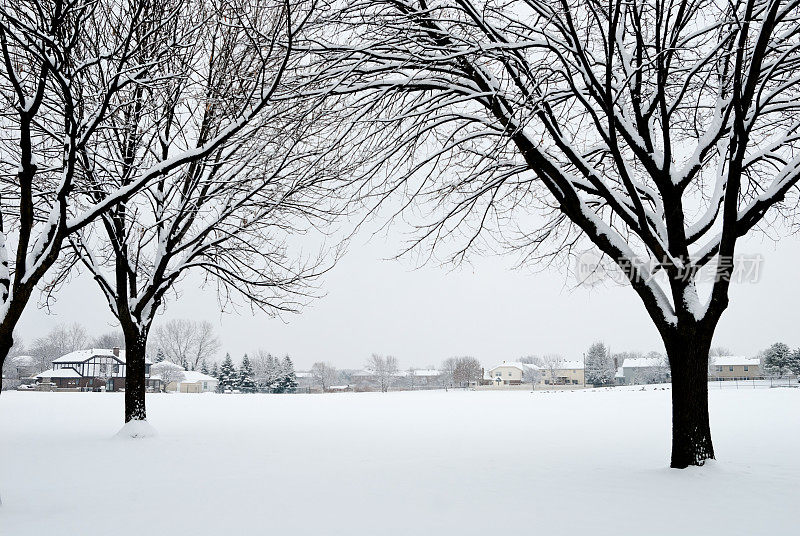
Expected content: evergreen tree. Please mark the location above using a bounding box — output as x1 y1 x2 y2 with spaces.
585 342 616 386
763 342 792 377
210 362 219 379
181 356 190 371
277 355 297 393
200 359 210 375
261 353 281 391
154 348 165 363
238 354 258 393
218 353 237 392
788 348 800 381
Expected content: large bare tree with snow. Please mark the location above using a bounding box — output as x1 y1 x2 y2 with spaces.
312 0 800 467
53 0 336 422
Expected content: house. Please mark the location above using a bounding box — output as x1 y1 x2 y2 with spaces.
407 369 443 387
35 347 157 391
710 356 761 380
166 371 219 393
617 357 671 385
542 360 585 385
484 362 534 385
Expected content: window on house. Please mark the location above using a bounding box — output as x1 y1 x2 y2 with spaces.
113 364 119 374
716 366 723 372
744 366 749 371
508 372 512 376
729 366 734 371
495 372 501 377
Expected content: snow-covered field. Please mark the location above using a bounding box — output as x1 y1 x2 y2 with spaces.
0 387 797 535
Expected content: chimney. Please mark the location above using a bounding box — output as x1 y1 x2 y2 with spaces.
112 347 120 357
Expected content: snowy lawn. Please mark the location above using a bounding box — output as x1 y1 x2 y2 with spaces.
0 387 797 535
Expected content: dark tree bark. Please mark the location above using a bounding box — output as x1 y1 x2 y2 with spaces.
122 325 149 422
0 331 13 393
664 324 715 468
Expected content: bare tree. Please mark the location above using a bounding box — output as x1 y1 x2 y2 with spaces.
150 320 221 370
541 354 565 386
366 354 398 392
522 364 543 389
439 356 481 387
709 346 734 357
92 331 126 350
310 361 338 392
29 323 90 372
51 0 338 423
313 0 800 467
150 360 185 391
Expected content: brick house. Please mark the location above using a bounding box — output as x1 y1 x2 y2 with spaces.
34 347 159 391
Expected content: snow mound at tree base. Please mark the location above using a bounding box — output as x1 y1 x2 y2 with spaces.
114 420 158 439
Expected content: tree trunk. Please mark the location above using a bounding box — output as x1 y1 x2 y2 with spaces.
123 328 148 422
665 328 715 468
0 329 12 394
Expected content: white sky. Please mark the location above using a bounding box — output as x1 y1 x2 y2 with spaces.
15 227 800 371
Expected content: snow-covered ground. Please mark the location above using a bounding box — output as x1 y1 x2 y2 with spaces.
0 386 797 535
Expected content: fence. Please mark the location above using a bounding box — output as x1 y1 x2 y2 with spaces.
711 377 797 389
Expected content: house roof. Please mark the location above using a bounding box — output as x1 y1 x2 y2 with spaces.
36 368 82 379
487 361 538 372
559 360 584 370
179 371 218 384
10 355 36 366
53 348 152 365
621 357 666 369
411 369 441 377
712 356 760 367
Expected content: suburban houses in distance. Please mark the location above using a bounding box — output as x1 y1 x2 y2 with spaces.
484 360 585 386
8 346 782 394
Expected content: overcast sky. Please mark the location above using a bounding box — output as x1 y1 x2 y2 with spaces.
14 225 800 371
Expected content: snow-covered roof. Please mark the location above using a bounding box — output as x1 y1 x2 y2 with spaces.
36 368 81 379
53 348 152 365
179 371 218 384
10 355 36 366
711 356 760 367
621 357 666 369
411 369 442 377
488 361 538 372
295 372 312 378
559 360 584 370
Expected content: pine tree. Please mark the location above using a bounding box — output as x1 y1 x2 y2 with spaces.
788 348 800 381
261 353 280 392
155 348 165 363
218 353 237 392
181 356 190 371
585 342 616 386
763 342 792 377
276 355 297 393
200 359 210 375
210 362 219 379
238 354 258 393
